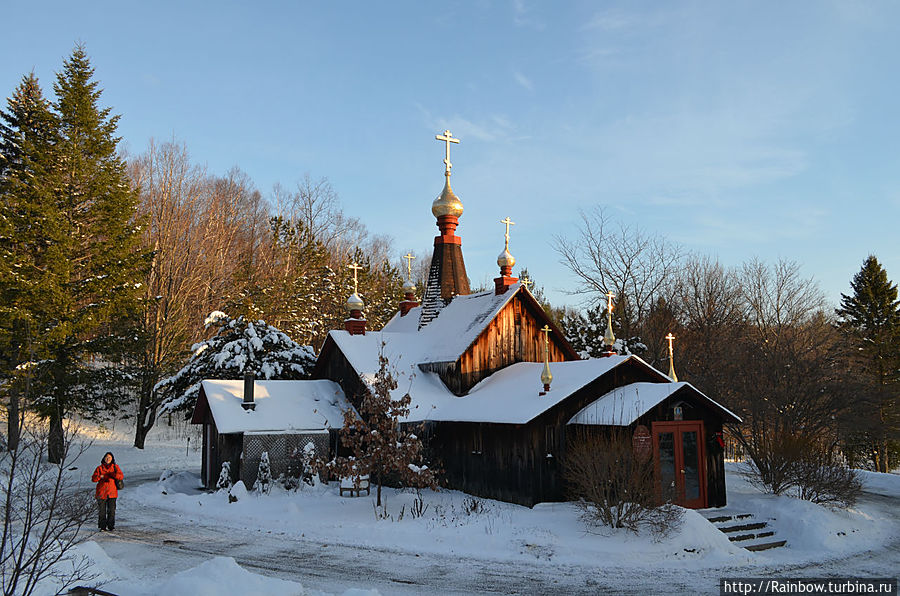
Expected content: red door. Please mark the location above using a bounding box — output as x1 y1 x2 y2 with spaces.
652 421 707 509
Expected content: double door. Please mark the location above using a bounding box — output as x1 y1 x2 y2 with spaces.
652 421 706 509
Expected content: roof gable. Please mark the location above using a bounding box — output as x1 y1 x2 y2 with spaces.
567 382 742 426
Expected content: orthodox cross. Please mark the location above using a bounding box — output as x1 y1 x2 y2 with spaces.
500 217 515 250
605 291 616 314
403 253 415 280
348 262 363 294
666 332 678 381
521 276 533 291
435 129 460 175
540 325 553 359
666 332 676 354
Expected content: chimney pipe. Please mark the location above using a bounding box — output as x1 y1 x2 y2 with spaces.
242 371 256 411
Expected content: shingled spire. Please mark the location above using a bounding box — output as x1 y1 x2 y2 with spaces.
420 130 471 328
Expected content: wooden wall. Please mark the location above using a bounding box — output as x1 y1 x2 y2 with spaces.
437 294 577 395
426 360 731 507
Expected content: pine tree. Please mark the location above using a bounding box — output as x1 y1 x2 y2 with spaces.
156 311 315 415
0 73 62 452
30 47 149 463
836 255 900 472
216 461 233 491
253 451 272 494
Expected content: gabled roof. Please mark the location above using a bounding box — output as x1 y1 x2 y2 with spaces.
193 379 350 434
380 284 577 363
567 382 742 427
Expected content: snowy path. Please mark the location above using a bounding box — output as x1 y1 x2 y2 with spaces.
90 486 900 595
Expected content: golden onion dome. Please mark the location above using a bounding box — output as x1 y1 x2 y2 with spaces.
346 292 365 311
431 176 464 218
541 360 553 386
402 278 416 294
497 248 516 268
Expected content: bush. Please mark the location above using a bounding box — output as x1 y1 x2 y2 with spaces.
216 462 233 491
253 452 272 494
564 428 682 536
742 432 862 507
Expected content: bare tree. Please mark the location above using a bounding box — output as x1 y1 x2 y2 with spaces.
129 142 269 447
1 421 95 595
731 259 851 494
553 207 682 343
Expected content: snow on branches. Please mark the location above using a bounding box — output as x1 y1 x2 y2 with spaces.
156 311 316 414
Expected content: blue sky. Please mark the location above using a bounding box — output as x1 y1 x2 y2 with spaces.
3 1 898 310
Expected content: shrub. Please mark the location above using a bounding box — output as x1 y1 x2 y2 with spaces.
564 428 682 536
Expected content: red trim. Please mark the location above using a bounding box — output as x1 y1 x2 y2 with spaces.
652 420 707 509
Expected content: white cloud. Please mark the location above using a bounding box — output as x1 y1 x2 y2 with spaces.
513 70 533 91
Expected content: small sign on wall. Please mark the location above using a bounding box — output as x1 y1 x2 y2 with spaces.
673 406 683 421
632 425 652 461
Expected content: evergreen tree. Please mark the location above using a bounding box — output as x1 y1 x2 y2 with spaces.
216 461 233 491
836 256 900 472
35 47 148 462
253 451 272 494
0 73 62 451
157 311 315 415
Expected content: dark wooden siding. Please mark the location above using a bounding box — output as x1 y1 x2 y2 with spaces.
426 360 731 507
439 294 576 395
315 336 369 411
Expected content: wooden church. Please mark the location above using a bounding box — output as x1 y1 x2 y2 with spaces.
194 130 740 508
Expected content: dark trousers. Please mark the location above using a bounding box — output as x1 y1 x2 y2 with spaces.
97 497 116 530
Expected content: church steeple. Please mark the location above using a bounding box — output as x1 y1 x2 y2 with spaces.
420 130 471 328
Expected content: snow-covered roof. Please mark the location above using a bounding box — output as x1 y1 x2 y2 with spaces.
567 381 742 426
427 358 630 423
380 286 522 363
200 380 350 434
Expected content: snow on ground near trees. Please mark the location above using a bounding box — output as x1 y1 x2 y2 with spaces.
33 421 900 594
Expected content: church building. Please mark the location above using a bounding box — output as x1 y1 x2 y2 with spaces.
193 130 740 508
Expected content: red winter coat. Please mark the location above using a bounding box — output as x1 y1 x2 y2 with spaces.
92 462 123 499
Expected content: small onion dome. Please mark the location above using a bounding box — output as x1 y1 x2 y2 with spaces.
541 360 553 386
346 292 365 311
497 248 516 269
431 177 464 218
402 278 416 294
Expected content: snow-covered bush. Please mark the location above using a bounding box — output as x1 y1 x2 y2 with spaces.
253 452 272 494
228 481 248 503
216 462 233 492
156 311 316 415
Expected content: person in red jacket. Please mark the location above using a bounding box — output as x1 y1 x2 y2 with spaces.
91 452 124 531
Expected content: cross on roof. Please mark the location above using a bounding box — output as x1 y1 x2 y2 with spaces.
500 216 515 250
540 324 552 344
521 276 533 291
605 291 616 314
435 129 460 175
402 253 415 280
348 262 363 294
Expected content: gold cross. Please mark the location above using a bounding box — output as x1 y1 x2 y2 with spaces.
435 129 460 175
403 253 415 280
540 324 552 345
666 332 677 381
348 262 363 294
500 217 515 250
521 276 533 291
605 291 616 314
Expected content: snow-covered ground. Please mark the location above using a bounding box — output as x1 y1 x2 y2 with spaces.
23 420 900 595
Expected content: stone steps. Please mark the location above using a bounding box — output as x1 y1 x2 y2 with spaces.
700 510 786 552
